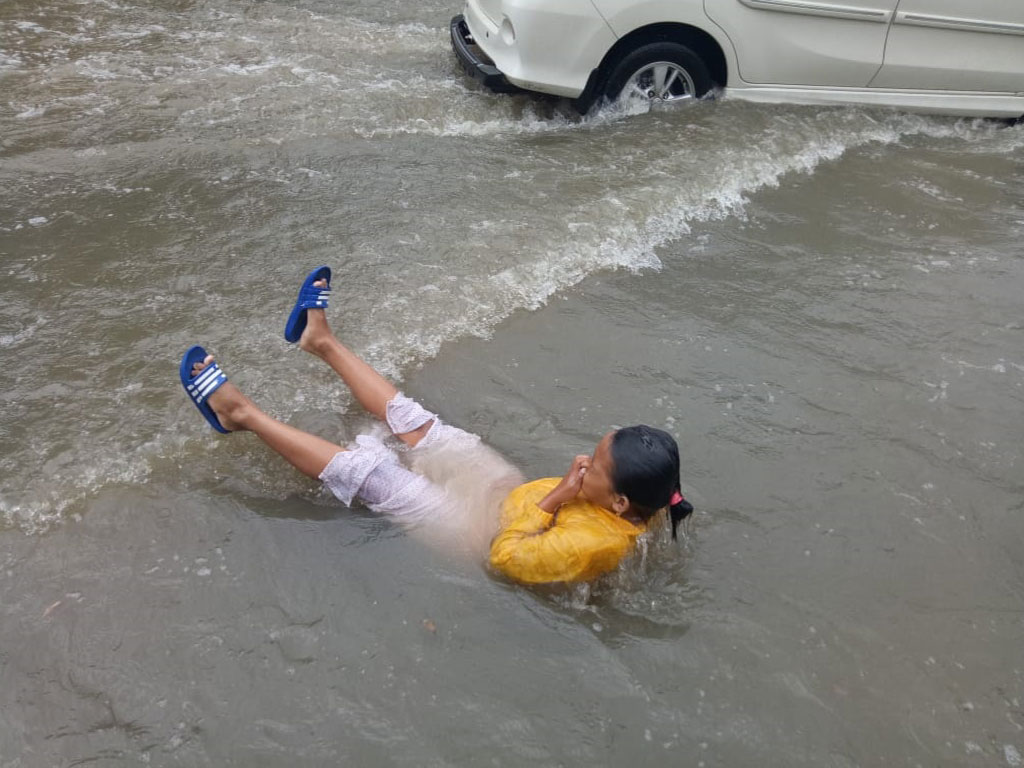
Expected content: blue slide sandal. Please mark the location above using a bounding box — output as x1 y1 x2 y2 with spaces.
180 345 230 434
284 265 332 343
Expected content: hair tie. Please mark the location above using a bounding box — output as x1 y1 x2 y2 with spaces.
669 490 684 506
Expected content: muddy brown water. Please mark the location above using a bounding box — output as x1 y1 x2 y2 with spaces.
1 1 1022 765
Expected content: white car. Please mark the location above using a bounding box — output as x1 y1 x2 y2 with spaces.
450 0 1024 117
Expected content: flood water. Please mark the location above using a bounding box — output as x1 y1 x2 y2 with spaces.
2 1 1023 765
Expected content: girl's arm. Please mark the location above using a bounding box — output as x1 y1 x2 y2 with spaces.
489 505 628 584
537 454 589 514
489 461 628 584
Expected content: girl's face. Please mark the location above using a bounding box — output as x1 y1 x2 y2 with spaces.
580 431 629 515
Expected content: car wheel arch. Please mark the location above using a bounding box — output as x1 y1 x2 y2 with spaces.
576 22 728 111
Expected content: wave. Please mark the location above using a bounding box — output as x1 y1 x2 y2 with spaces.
359 109 1015 376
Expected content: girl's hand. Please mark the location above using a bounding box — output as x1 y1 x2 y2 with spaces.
538 454 590 514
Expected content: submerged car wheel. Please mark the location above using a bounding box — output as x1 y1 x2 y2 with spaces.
603 41 713 106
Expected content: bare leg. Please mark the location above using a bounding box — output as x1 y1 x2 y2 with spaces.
194 356 343 479
297 281 432 447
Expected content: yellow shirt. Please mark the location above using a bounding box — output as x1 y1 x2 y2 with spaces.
489 477 646 584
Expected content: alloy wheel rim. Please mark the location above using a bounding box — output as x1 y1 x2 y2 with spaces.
623 61 695 102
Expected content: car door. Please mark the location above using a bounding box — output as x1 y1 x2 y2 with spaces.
870 0 1024 92
704 0 900 86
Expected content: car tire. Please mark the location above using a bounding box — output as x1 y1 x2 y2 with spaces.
602 41 714 106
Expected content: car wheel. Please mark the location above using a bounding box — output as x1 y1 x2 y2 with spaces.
603 41 713 105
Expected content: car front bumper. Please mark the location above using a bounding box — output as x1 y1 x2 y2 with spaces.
451 0 616 100
450 14 521 94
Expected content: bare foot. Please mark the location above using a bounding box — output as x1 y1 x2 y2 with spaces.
297 278 334 357
191 355 253 432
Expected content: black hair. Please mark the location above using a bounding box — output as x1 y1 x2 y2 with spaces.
610 425 694 540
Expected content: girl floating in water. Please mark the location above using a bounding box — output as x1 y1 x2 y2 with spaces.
180 267 693 584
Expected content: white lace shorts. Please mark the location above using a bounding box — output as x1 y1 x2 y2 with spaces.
319 393 523 552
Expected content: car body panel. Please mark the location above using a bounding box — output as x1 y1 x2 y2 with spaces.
476 0 505 26
704 0 899 86
870 1 1024 92
724 84 1024 117
462 0 616 97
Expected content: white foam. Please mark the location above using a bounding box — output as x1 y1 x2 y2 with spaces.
73 59 122 81
353 95 648 140
1 453 151 534
0 319 43 348
108 24 166 40
0 52 24 70
218 57 291 77
15 105 46 119
0 429 193 535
